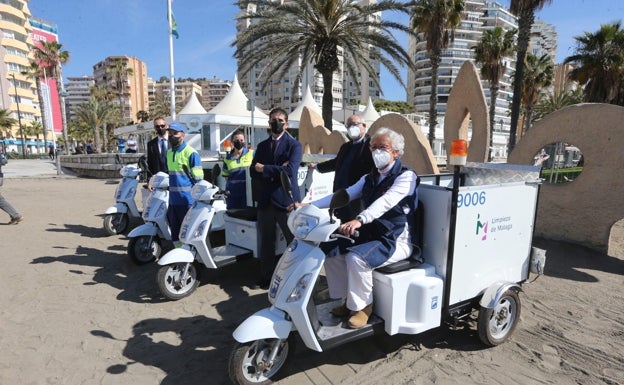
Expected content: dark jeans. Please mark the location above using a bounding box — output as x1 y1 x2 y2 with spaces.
256 203 293 281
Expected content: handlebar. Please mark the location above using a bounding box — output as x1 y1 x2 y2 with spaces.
330 230 359 244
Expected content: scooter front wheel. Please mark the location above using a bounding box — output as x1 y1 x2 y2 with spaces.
228 337 295 385
157 262 200 300
103 213 129 236
128 236 161 265
477 289 521 346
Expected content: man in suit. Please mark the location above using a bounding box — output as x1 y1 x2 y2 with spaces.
250 107 302 289
311 114 374 222
146 117 169 179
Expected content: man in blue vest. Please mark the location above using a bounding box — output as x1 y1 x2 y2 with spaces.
166 122 204 246
307 128 419 329
250 107 302 289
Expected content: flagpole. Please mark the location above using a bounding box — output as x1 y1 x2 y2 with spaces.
167 0 176 120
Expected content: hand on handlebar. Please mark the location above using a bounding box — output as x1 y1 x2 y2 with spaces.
340 219 361 237
288 201 308 212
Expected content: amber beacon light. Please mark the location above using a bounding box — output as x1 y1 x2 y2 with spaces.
449 139 468 166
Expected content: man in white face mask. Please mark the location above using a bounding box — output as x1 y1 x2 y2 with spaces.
305 127 419 329
311 115 374 221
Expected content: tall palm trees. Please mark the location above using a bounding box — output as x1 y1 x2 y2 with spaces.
106 59 134 124
75 97 116 152
33 41 70 154
520 53 553 135
410 0 465 147
0 109 18 139
507 0 553 152
474 26 516 161
564 21 624 105
233 0 414 130
22 61 49 151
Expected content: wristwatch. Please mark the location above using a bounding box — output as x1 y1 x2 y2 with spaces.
355 215 365 225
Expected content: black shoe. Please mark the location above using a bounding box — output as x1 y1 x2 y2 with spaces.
250 279 270 290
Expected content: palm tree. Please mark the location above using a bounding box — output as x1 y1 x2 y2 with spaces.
33 41 70 154
234 0 414 131
136 110 149 122
149 93 181 119
0 109 18 138
89 84 118 152
411 0 465 147
74 97 116 152
106 59 133 124
534 88 582 120
520 53 553 135
23 121 43 154
564 21 624 105
22 61 50 151
474 26 516 161
507 0 553 152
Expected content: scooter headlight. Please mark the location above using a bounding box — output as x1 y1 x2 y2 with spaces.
286 273 312 303
292 213 319 238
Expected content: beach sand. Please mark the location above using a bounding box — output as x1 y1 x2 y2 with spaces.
0 175 623 384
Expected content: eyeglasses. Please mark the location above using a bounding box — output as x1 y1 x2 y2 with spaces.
351 122 363 126
155 124 166 128
370 144 393 152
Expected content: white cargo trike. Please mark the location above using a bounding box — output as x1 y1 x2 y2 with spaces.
228 151 546 384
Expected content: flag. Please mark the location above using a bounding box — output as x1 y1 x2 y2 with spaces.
171 13 179 39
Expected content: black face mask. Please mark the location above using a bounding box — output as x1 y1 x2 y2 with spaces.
156 127 167 136
169 135 182 148
233 140 245 150
270 120 284 135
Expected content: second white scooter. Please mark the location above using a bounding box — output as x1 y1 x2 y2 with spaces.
126 172 171 265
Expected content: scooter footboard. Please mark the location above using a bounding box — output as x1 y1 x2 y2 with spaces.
233 307 292 343
158 247 194 265
105 203 128 215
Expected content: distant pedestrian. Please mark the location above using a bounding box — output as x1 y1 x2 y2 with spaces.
48 143 55 160
126 134 138 153
86 141 94 154
0 159 23 224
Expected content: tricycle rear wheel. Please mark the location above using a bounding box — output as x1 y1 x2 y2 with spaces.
477 289 521 346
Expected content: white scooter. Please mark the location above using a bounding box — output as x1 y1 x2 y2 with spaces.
103 156 149 235
156 167 236 300
126 172 171 265
229 161 545 384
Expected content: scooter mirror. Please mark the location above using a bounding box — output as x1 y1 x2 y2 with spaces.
280 171 295 205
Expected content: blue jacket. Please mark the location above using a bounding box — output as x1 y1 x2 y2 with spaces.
250 133 302 209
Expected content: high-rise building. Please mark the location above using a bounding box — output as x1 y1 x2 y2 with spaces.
0 0 40 141
93 56 149 124
148 78 202 112
235 0 381 116
198 77 232 110
64 75 95 122
29 16 62 138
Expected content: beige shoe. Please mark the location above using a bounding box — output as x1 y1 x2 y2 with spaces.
348 304 373 329
331 303 350 317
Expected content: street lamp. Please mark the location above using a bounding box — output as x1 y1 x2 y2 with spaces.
10 73 27 159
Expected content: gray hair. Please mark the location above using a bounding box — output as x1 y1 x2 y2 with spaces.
372 127 405 156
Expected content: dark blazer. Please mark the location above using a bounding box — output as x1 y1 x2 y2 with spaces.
146 136 168 177
250 132 302 209
317 134 374 191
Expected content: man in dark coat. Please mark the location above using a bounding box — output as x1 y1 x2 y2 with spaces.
146 117 169 179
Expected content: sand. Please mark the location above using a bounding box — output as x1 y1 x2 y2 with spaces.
0 175 623 385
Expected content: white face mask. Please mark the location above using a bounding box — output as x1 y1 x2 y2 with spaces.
372 149 392 169
347 125 360 140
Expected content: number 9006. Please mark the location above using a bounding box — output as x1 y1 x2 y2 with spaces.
457 191 486 208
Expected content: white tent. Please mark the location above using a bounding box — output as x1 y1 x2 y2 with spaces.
361 96 381 127
177 92 208 133
289 86 345 131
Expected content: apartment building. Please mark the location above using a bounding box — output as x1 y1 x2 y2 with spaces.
93 56 149 124
0 0 40 140
64 75 95 122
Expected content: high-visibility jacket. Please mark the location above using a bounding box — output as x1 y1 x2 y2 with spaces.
167 142 204 206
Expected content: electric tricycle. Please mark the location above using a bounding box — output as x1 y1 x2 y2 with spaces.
228 155 545 384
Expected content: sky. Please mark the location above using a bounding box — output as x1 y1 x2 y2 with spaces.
28 0 624 102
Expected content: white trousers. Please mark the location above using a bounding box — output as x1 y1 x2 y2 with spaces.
325 236 412 311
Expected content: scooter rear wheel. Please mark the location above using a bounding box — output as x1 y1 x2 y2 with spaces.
477 289 521 346
103 213 129 236
157 262 200 300
128 236 161 265
228 336 295 385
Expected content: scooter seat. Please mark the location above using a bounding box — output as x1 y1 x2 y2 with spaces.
376 246 423 274
225 207 258 221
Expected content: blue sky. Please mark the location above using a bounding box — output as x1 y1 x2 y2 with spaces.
29 0 623 102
